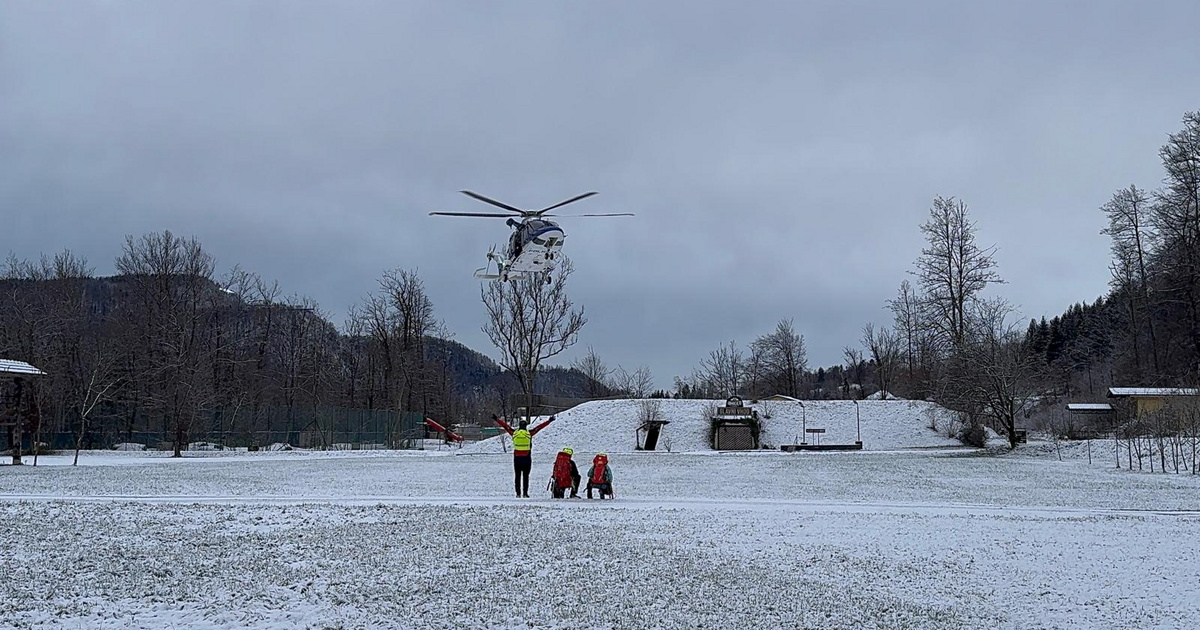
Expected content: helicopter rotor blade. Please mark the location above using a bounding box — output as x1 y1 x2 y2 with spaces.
460 190 526 214
536 191 599 215
540 213 635 218
429 212 516 218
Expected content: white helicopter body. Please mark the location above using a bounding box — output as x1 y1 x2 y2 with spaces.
430 191 630 283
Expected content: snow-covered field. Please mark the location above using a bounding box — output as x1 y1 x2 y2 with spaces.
2 447 1199 629
462 398 963 454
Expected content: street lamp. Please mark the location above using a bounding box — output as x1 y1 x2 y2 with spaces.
797 400 806 445
852 399 861 444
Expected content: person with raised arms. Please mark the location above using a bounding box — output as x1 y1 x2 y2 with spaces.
492 414 555 498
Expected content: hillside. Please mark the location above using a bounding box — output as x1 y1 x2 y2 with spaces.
460 398 964 455
424 336 607 399
0 274 602 401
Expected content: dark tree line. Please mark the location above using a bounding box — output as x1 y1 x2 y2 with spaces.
1029 113 1200 389
0 231 562 457
669 110 1200 451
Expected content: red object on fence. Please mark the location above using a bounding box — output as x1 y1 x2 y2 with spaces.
424 418 464 442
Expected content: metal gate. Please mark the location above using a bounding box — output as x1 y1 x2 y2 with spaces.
715 425 756 450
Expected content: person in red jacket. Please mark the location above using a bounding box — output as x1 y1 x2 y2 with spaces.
493 414 555 498
586 453 614 499
550 447 581 499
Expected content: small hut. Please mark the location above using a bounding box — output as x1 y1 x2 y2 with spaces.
1 359 47 465
1106 387 1200 420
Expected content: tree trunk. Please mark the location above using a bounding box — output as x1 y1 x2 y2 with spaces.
173 416 184 458
1126 293 1143 379
32 405 43 467
11 418 22 466
73 411 88 466
11 379 23 465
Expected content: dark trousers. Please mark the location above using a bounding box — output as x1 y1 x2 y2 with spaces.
551 472 580 498
587 482 612 499
513 454 531 497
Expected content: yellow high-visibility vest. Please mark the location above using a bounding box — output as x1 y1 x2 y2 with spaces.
512 429 532 451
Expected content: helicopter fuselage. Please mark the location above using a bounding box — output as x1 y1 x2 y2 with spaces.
499 218 565 278
432 189 629 282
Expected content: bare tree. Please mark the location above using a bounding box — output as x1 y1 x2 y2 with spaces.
862 323 901 397
481 260 587 420
842 347 866 399
1153 111 1200 360
571 346 612 398
114 231 218 457
359 292 397 410
888 280 922 381
70 334 121 465
913 196 1003 351
696 340 744 398
750 319 807 397
1109 242 1146 378
951 298 1043 448
1102 184 1160 374
380 269 436 412
613 365 654 398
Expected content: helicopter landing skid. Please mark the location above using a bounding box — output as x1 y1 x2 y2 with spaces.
474 254 509 281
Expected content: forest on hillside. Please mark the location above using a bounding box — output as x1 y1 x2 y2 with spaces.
671 111 1200 447
0 235 602 454
4 111 1198 454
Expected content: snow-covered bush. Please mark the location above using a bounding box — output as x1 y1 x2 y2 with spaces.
112 443 146 451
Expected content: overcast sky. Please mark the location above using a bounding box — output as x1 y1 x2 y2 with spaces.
3 1 1199 387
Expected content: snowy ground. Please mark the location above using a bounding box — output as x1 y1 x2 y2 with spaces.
2 448 1199 629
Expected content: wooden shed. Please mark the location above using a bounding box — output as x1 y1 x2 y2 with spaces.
1 359 47 465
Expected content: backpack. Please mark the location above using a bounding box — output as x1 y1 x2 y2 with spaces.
590 454 608 484
552 452 573 488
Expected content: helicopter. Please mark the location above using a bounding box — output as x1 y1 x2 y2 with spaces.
430 190 633 282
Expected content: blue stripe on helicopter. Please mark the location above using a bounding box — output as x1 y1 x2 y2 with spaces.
530 226 564 240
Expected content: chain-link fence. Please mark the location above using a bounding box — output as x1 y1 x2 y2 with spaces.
21 406 429 452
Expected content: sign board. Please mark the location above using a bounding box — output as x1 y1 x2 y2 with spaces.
805 428 826 434
717 396 752 418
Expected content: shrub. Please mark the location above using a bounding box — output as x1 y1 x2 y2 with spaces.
958 425 988 448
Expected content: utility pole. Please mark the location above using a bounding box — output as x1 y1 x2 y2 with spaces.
853 399 861 444
798 400 806 444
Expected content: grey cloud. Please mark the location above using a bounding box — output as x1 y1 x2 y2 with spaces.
3 1 1199 386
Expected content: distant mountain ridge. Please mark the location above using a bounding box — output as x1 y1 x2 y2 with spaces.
424 335 604 399
0 274 602 400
